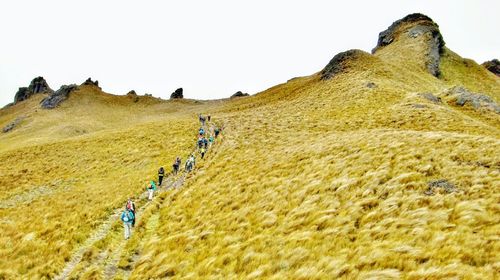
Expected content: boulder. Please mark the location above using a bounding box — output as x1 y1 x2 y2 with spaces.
321 49 367 80
231 91 249 98
419 93 441 103
40 84 78 109
170 88 183 99
127 90 137 96
442 86 499 113
372 13 445 77
482 59 500 76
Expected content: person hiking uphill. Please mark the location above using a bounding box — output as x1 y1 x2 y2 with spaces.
185 154 196 172
197 137 204 149
209 135 214 147
199 127 205 136
121 206 135 239
199 114 206 126
214 127 220 138
207 115 211 122
147 180 157 200
158 167 165 186
203 137 208 149
200 146 206 159
126 198 136 227
172 157 181 175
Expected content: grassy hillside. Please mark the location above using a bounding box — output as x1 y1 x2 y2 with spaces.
0 14 499 279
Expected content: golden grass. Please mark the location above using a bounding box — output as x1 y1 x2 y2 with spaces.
0 34 499 279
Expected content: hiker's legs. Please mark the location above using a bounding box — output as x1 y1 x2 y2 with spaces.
124 223 131 239
159 176 163 186
148 189 154 200
132 211 136 227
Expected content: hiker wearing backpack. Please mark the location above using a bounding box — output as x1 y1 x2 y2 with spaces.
199 114 206 126
200 147 206 159
185 154 195 172
199 127 205 136
203 137 209 149
121 207 135 239
173 157 181 175
147 180 157 200
126 198 136 227
214 127 220 138
197 137 204 149
158 167 165 186
209 135 214 147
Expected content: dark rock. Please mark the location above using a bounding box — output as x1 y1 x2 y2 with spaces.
40 84 78 109
127 90 137 95
82 77 100 88
231 91 250 98
482 59 500 76
424 179 457 195
2 103 14 109
13 77 53 104
366 82 377 89
144 93 152 97
2 116 24 133
419 93 441 103
170 88 183 99
372 13 445 77
321 49 366 80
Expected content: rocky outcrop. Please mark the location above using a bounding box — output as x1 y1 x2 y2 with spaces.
419 93 441 103
482 59 500 76
81 77 100 89
321 49 367 80
40 85 78 109
2 116 24 133
231 91 249 98
442 86 499 113
14 77 53 104
372 13 445 77
127 90 137 96
170 88 183 99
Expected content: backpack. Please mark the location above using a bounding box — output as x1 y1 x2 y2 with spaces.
122 211 131 222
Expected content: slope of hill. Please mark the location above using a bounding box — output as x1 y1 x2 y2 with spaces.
0 13 499 279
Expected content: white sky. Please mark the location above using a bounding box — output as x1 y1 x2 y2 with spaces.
0 0 498 107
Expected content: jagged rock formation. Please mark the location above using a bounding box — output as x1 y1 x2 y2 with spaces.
14 77 53 104
321 49 367 80
482 59 500 76
82 77 100 89
170 88 183 99
372 13 445 77
40 85 78 109
127 90 137 96
231 91 249 98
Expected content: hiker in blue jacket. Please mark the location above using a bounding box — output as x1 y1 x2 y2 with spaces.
121 207 135 239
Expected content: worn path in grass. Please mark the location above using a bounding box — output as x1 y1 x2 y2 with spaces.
54 120 220 279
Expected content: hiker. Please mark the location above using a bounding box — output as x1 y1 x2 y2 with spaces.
209 135 214 147
200 147 206 159
199 114 206 126
197 137 204 149
214 127 220 138
173 157 181 175
207 115 211 122
158 167 165 186
121 206 135 239
147 180 157 200
126 198 136 227
199 127 205 136
203 137 209 149
185 154 195 172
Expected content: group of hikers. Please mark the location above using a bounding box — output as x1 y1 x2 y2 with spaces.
120 114 222 239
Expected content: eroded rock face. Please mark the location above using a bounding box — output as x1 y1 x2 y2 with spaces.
372 13 445 77
482 59 500 76
14 77 53 104
321 49 366 80
231 91 249 98
40 85 78 109
170 88 183 99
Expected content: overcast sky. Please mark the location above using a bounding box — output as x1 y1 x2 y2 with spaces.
0 0 498 107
